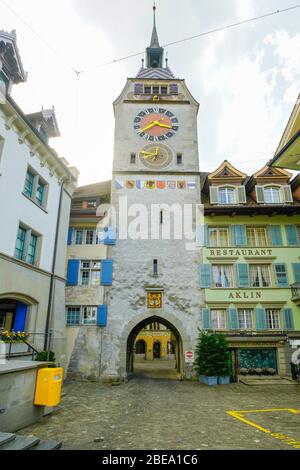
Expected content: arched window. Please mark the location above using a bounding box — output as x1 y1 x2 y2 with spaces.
264 186 280 204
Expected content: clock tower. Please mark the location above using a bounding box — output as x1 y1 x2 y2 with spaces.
101 5 203 380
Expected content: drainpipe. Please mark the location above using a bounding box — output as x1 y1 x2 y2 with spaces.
44 181 66 352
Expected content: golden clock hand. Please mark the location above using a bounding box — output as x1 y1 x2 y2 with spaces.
139 121 157 133
156 122 172 129
141 150 157 156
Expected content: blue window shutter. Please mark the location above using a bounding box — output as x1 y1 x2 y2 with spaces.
293 264 300 283
134 83 143 94
256 308 267 330
66 260 79 286
101 260 113 286
67 227 73 246
14 302 27 332
236 264 249 287
97 305 107 327
269 226 283 246
200 264 211 288
232 225 247 246
228 308 238 330
202 308 211 330
104 227 116 246
285 225 299 246
283 308 294 330
196 225 208 247
274 263 289 287
170 84 178 95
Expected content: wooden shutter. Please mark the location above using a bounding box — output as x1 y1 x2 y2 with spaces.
209 186 219 204
232 225 247 246
101 260 113 286
67 227 73 246
285 225 299 246
202 308 211 330
228 308 239 330
196 225 208 247
237 186 247 204
170 84 178 95
66 259 80 286
13 302 27 332
269 225 283 246
237 264 250 287
200 265 211 288
283 308 294 330
256 186 265 203
281 185 293 203
134 83 143 95
293 263 300 283
255 308 267 330
274 263 289 287
97 305 108 328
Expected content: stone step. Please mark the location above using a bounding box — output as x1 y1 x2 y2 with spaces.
0 436 40 450
0 432 16 447
30 439 62 450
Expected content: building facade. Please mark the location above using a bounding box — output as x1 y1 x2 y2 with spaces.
0 30 78 366
200 160 300 376
134 322 175 361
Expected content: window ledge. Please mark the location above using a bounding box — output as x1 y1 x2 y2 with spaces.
22 192 48 213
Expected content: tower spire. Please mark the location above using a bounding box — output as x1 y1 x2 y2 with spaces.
150 2 160 48
146 3 164 68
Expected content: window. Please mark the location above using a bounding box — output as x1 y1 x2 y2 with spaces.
66 306 98 326
144 86 151 94
82 200 97 209
75 229 83 245
14 224 40 265
238 309 253 329
66 307 81 325
266 309 281 329
247 227 268 247
15 226 26 260
250 265 271 288
23 166 48 208
211 309 227 329
72 228 104 245
153 259 158 275
153 86 159 95
80 260 101 286
212 265 234 288
86 230 94 245
161 86 168 95
219 187 236 204
130 153 136 164
82 306 97 325
160 210 163 225
177 154 183 165
143 85 168 95
208 227 230 247
264 187 281 204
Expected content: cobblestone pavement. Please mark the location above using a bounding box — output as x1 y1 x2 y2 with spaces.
133 359 179 380
20 378 300 450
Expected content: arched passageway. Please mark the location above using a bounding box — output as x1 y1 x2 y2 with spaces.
127 316 183 380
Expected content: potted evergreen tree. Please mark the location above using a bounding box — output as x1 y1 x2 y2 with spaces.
194 331 231 385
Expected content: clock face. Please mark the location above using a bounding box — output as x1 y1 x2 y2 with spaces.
134 107 179 142
139 144 173 169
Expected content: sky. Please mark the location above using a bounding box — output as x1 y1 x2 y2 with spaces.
1 0 300 185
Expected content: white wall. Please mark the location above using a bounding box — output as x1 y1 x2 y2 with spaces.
0 116 61 272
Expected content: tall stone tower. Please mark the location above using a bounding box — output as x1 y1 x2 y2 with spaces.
101 6 203 380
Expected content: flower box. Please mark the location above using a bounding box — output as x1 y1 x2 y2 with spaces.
199 375 218 386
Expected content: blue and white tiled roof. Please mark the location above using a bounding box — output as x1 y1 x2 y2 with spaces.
136 66 176 80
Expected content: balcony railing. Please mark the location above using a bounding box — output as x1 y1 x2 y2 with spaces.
291 284 300 302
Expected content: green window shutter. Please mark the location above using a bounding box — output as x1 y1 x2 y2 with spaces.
274 263 289 287
196 225 208 247
237 186 247 204
283 308 294 330
255 308 267 330
256 186 265 203
282 185 293 203
232 225 247 246
293 263 300 283
202 308 211 330
209 187 219 204
285 225 299 246
269 225 283 246
200 264 211 288
236 263 250 287
228 308 238 329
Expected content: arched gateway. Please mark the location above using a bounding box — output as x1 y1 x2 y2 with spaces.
126 316 184 377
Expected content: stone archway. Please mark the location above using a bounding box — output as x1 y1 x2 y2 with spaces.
125 315 185 378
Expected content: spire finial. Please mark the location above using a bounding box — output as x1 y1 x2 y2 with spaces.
153 2 156 27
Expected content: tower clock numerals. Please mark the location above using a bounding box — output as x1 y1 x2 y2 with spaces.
134 107 179 141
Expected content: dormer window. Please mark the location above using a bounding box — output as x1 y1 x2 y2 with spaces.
219 187 236 205
210 186 246 205
256 185 293 204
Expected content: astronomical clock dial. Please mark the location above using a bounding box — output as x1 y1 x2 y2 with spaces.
139 144 173 169
134 107 179 141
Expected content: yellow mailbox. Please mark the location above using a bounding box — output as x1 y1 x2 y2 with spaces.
34 368 63 407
